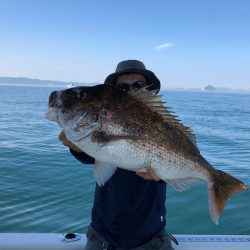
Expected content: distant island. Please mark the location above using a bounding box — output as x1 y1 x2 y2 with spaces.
165 84 249 93
203 84 216 91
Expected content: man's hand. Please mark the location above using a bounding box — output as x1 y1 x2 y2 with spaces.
136 168 161 181
58 130 82 153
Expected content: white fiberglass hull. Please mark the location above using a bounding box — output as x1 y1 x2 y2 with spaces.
0 234 249 250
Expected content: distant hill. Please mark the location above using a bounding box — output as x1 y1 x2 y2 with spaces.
0 77 98 87
203 85 216 91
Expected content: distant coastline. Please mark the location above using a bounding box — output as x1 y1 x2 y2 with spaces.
0 76 249 93
164 85 250 93
0 76 98 88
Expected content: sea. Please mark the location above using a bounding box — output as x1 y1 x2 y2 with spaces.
0 84 249 235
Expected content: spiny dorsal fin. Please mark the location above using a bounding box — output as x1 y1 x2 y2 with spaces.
131 87 197 146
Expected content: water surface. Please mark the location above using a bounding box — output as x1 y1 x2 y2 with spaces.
0 85 249 234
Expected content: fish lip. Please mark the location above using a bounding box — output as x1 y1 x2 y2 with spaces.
53 103 62 108
48 103 62 109
45 106 59 122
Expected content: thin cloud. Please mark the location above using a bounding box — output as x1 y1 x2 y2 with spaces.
154 42 175 50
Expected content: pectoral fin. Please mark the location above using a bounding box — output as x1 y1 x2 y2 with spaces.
94 161 117 186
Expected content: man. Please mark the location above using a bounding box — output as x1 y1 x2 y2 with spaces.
59 60 174 250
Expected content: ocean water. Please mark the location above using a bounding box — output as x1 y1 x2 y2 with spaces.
0 85 249 235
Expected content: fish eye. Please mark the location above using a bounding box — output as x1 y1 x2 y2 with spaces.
77 92 87 101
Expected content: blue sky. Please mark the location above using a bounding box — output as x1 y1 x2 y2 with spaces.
0 0 250 89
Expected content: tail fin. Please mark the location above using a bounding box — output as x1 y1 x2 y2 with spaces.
208 170 247 225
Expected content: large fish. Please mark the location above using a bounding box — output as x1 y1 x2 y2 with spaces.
46 84 247 224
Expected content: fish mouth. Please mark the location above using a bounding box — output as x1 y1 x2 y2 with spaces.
48 90 62 108
45 106 57 121
45 91 63 122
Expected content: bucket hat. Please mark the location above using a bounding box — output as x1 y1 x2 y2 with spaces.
104 60 161 91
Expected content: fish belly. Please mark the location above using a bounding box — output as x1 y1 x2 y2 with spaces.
75 137 147 171
75 137 209 183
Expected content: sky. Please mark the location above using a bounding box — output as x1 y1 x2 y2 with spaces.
0 0 250 89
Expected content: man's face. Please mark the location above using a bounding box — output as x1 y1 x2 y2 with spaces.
116 73 147 92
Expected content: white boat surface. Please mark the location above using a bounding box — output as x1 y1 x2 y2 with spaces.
0 233 249 250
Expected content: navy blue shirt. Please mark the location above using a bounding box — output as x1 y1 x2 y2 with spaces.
71 149 167 249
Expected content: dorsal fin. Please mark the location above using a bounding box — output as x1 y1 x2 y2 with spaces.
131 87 197 146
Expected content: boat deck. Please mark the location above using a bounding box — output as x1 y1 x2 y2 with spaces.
0 234 249 250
